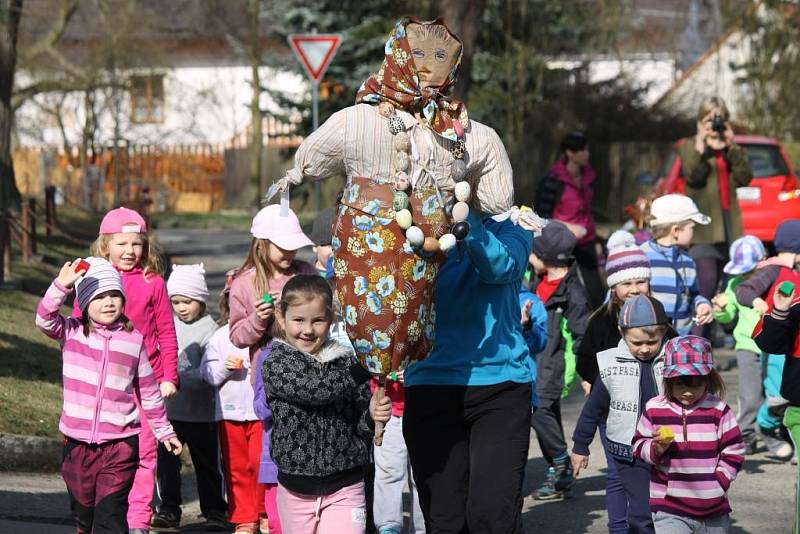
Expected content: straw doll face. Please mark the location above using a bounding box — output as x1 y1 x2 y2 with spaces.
406 22 462 89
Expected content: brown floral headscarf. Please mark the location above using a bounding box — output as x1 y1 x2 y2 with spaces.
355 17 469 142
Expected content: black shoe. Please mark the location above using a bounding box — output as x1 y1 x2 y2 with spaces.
532 467 563 500
743 436 759 455
204 510 232 532
553 459 575 492
150 510 180 530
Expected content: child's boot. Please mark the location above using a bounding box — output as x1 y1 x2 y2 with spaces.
531 466 561 500
553 456 575 492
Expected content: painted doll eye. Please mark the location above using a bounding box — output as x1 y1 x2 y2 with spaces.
435 48 448 62
411 48 425 59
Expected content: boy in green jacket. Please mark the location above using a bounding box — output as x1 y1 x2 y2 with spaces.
712 235 767 454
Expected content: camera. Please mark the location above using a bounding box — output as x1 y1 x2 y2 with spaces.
711 114 726 134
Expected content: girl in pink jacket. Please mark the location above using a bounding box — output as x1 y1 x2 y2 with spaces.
80 207 179 531
37 257 181 534
228 204 316 360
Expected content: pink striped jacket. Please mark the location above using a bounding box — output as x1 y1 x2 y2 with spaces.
632 393 745 519
36 280 176 444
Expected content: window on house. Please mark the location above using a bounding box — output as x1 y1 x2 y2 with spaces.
130 74 165 123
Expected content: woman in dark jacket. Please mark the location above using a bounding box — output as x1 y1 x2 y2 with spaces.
536 132 605 307
677 97 752 330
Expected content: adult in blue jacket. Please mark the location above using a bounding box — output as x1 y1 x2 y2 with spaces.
404 209 536 534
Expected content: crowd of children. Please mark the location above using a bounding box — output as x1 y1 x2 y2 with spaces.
35 195 800 534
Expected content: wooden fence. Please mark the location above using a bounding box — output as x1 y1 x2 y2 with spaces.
13 144 226 213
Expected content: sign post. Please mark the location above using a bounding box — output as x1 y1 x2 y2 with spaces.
288 33 342 211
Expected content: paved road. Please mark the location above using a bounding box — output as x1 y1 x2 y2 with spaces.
0 228 794 532
0 355 794 533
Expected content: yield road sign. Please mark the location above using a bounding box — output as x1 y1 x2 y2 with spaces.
288 34 342 82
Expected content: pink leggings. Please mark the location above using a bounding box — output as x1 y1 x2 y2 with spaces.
276 481 366 534
264 483 282 534
126 400 157 529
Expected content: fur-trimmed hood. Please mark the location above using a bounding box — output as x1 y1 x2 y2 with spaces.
272 338 354 364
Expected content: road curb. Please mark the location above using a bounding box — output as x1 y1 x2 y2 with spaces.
0 433 61 471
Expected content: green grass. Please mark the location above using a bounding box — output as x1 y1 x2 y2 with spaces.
0 204 101 437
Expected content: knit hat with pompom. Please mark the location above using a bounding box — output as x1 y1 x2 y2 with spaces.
605 230 651 287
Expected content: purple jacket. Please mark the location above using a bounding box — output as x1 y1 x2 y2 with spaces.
253 342 278 484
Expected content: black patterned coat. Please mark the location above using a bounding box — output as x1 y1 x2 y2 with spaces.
262 339 373 490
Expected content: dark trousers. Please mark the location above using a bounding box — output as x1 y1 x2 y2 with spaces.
403 381 531 534
530 395 567 464
574 241 606 309
599 425 628 534
615 458 655 534
156 420 227 518
62 435 139 534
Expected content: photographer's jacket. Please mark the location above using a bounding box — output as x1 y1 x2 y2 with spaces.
678 140 752 246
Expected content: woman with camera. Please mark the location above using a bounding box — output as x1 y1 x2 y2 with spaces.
678 96 753 335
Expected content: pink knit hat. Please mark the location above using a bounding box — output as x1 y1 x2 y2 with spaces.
74 257 125 311
167 263 209 303
250 204 314 251
99 207 147 235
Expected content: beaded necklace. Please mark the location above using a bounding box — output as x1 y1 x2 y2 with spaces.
378 101 472 253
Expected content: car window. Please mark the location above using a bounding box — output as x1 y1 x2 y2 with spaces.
740 144 789 178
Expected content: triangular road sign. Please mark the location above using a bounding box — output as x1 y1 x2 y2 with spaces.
288 34 342 83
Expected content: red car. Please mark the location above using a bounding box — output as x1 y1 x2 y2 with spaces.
657 135 800 242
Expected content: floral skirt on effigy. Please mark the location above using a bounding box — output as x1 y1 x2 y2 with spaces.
331 176 451 375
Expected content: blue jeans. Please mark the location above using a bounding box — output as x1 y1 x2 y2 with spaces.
600 424 628 534
615 458 654 534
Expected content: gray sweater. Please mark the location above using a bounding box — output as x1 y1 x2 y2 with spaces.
166 314 219 422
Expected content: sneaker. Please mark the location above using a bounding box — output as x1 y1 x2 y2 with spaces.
773 442 795 461
553 459 575 492
130 529 151 534
378 528 402 534
204 510 231 531
743 436 759 455
235 522 258 534
532 467 564 500
150 509 180 530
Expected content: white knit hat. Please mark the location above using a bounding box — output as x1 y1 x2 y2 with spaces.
167 263 209 303
605 230 651 287
74 257 125 311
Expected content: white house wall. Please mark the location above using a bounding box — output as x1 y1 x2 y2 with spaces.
656 30 752 121
14 65 305 149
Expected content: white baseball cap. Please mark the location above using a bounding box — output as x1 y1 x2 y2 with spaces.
649 194 711 226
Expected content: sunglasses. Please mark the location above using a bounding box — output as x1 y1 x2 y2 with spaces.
675 375 706 388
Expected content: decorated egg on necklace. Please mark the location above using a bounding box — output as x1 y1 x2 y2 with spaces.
395 209 413 229
388 115 405 135
406 226 425 247
422 236 440 253
394 131 410 152
455 182 471 203
451 159 467 182
394 152 410 172
393 191 409 212
452 221 470 241
438 233 457 252
452 201 469 223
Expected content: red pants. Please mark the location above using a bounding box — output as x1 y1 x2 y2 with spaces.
219 420 265 524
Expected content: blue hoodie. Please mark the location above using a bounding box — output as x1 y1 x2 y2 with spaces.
405 211 534 387
519 285 548 406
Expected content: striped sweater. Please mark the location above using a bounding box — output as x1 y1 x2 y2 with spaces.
640 240 710 335
36 280 176 445
632 393 745 518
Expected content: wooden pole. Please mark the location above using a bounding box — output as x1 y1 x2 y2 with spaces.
20 200 30 262
28 198 36 255
1 214 11 281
